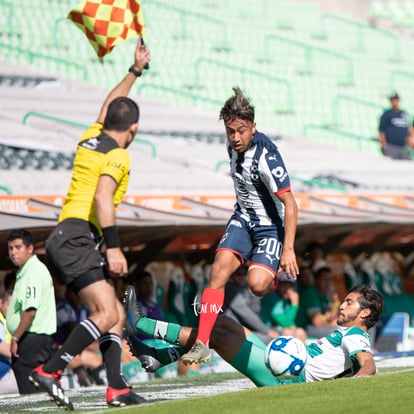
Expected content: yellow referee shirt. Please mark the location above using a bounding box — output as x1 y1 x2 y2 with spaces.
59 123 131 233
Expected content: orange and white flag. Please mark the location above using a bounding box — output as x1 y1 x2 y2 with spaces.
67 0 146 59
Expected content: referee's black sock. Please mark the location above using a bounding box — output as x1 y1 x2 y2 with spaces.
44 319 101 373
99 333 128 389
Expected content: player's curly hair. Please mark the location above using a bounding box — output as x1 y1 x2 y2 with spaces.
219 86 255 123
349 284 384 329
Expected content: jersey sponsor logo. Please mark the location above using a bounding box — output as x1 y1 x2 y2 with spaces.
106 160 127 174
271 166 287 182
307 341 323 357
80 138 99 150
228 220 242 228
391 116 408 127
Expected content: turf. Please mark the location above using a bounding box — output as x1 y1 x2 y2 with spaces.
1 369 413 413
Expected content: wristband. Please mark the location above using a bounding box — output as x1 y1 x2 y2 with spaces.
102 225 121 248
128 65 142 77
12 336 19 342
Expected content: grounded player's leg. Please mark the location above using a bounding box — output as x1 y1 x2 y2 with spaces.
210 316 280 387
231 334 281 387
127 334 186 367
124 285 182 344
123 285 194 370
212 315 305 387
123 285 184 366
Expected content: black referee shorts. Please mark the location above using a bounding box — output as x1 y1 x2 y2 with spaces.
45 218 109 293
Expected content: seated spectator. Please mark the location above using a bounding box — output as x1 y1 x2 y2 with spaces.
0 290 18 394
304 241 327 272
295 266 340 338
54 286 106 387
297 265 315 290
222 266 279 344
260 272 307 343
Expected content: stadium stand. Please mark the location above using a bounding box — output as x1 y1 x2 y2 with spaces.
1 0 414 148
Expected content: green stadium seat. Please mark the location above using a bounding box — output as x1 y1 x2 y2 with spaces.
2 0 414 153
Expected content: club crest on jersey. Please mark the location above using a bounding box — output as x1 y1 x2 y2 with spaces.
250 161 260 181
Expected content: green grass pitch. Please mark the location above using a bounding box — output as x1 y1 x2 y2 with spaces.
1 368 413 413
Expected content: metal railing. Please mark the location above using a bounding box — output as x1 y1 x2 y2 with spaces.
149 0 229 51
316 13 403 62
137 83 222 109
264 33 355 86
303 124 378 152
0 42 88 81
194 57 295 114
0 185 12 195
0 0 14 36
22 111 157 158
331 95 384 127
390 70 414 91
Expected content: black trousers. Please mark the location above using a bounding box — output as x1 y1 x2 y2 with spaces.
12 332 55 394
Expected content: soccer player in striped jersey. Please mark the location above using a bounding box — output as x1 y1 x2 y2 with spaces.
181 87 299 365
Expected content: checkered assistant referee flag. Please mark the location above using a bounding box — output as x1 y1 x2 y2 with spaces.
67 0 146 59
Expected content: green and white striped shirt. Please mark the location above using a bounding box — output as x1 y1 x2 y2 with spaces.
305 326 372 381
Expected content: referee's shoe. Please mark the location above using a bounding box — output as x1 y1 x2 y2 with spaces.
29 364 74 410
106 386 146 406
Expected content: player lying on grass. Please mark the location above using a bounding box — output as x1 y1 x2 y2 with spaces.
125 284 383 386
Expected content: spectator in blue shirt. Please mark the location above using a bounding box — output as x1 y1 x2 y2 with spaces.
379 92 410 160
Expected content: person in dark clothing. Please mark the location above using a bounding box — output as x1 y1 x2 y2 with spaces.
379 92 410 160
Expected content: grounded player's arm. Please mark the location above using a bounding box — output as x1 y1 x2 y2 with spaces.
354 351 377 376
277 191 299 279
94 175 128 277
10 308 36 357
96 36 151 124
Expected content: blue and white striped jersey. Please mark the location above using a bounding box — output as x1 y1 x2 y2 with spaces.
228 131 291 227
